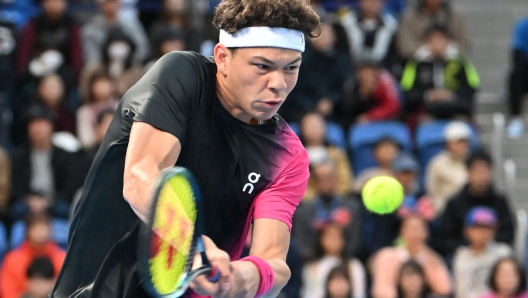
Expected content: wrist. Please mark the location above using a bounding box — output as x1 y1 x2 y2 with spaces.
240 256 275 297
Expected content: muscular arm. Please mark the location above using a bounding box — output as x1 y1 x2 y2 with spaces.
230 218 291 297
122 122 181 222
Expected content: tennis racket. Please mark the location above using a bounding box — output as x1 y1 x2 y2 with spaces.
139 167 220 298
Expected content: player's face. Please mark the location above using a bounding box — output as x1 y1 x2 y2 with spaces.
216 45 302 122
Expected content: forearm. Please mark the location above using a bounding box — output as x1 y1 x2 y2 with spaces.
233 257 290 298
423 260 452 295
122 158 161 222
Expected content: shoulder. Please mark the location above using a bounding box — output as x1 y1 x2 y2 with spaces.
453 245 470 260
275 117 310 171
149 51 214 78
493 242 513 255
381 13 398 29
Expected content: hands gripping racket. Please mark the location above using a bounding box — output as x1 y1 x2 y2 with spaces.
140 167 220 297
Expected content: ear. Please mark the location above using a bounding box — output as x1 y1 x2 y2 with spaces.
214 44 230 77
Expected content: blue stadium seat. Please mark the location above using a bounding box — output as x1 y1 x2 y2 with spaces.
288 121 347 149
10 219 70 250
415 120 480 171
0 222 7 261
349 121 412 175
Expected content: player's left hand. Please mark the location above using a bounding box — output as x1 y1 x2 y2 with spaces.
219 260 260 298
190 236 233 297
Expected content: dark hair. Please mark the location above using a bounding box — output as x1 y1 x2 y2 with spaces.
312 222 348 261
102 27 136 68
324 265 353 298
489 257 527 296
86 71 113 104
374 137 400 150
423 23 451 39
27 256 54 279
213 0 321 38
396 260 431 298
466 149 493 169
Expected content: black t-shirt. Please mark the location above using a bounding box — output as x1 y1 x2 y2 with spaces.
51 52 309 298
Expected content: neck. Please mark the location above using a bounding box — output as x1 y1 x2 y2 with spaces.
33 141 52 151
216 73 252 123
105 13 117 23
469 185 488 197
362 12 378 20
406 243 423 256
425 4 441 13
470 244 487 254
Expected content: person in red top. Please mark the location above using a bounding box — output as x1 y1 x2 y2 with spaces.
0 213 65 298
334 59 401 129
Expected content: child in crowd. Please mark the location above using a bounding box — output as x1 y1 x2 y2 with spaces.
324 265 354 298
22 256 56 298
299 112 354 200
0 213 65 298
479 257 528 298
453 207 513 298
301 221 366 298
355 137 400 192
76 71 118 149
370 199 451 298
396 260 435 298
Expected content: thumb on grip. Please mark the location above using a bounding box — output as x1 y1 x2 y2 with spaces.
207 266 220 282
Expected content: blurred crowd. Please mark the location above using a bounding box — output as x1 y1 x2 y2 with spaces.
0 0 527 297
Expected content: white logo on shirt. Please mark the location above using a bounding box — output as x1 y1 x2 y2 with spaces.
242 172 261 194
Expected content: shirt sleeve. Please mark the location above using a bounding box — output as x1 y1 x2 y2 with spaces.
122 52 207 143
252 145 310 231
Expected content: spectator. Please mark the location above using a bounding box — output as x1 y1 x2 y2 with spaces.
354 137 400 192
334 59 401 129
11 105 76 207
34 74 75 134
300 112 354 200
149 0 200 52
400 25 479 128
370 209 451 298
324 265 353 298
77 72 119 149
439 150 515 259
280 21 352 122
506 16 528 139
0 146 10 215
0 213 65 298
339 0 399 71
396 260 435 298
364 154 422 254
397 0 469 58
145 27 187 72
426 121 470 214
293 160 363 260
393 154 422 200
453 207 513 298
81 0 148 65
301 221 366 298
0 19 17 144
80 28 144 98
16 0 82 79
480 257 528 298
22 256 56 298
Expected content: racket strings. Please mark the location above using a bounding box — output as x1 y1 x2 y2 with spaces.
149 175 198 294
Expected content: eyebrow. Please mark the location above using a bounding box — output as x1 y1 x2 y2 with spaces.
253 55 302 66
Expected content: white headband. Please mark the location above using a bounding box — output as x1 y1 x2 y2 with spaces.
219 27 305 52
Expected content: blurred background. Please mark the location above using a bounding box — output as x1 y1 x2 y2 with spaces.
0 0 528 297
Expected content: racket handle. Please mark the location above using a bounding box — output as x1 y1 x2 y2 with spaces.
207 266 220 282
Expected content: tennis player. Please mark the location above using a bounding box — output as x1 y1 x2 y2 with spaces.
51 0 319 297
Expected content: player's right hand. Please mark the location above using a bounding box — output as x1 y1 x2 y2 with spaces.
190 236 233 297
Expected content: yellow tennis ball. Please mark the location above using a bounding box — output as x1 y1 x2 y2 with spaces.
361 176 404 214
